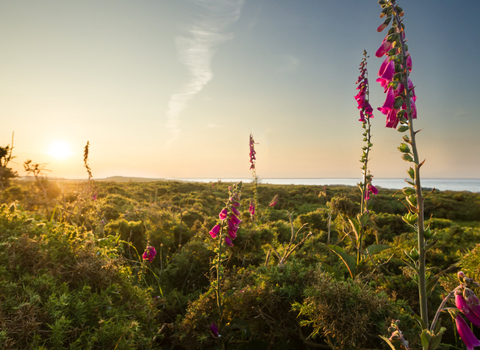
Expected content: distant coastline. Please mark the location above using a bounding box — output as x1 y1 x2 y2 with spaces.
16 176 480 192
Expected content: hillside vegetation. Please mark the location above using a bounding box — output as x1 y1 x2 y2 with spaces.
1 179 480 349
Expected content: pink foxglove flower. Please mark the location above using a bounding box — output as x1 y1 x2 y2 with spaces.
225 236 233 247
456 294 480 327
365 184 379 201
456 314 480 350
227 228 237 239
210 322 220 338
249 201 255 217
465 288 480 319
209 224 221 238
142 246 156 263
230 214 241 226
219 208 228 220
231 206 240 216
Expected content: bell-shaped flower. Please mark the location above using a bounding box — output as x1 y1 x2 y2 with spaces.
227 228 237 239
231 206 240 216
456 294 480 327
456 314 480 350
209 224 221 238
385 108 401 129
465 288 480 319
249 202 255 216
225 236 234 247
230 214 241 226
227 218 237 230
219 208 228 220
210 322 220 338
378 87 395 115
379 59 395 82
142 246 157 263
365 183 379 200
375 37 393 57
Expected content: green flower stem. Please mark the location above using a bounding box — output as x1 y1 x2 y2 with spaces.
216 225 224 321
393 4 428 328
358 116 372 264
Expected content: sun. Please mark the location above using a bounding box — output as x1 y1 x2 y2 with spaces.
48 141 73 159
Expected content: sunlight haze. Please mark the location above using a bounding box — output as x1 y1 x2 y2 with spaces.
1 0 479 180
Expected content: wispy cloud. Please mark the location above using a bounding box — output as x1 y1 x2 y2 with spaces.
278 54 300 72
165 0 244 148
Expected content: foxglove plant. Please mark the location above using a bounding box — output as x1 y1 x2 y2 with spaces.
269 195 278 207
249 134 258 222
386 272 480 350
208 182 243 326
375 0 430 329
354 50 378 264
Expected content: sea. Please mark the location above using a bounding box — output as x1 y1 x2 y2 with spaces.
175 178 480 193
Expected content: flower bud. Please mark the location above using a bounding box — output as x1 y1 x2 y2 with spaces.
406 194 417 207
402 187 415 196
397 125 409 132
402 153 414 162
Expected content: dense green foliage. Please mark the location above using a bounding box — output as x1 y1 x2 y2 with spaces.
1 179 480 349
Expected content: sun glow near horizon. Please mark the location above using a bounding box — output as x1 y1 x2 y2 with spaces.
47 141 73 160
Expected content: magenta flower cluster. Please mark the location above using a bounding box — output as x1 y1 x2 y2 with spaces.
209 189 242 247
142 246 156 263
354 56 374 122
455 272 480 349
269 195 278 207
249 134 256 170
249 200 255 218
376 18 417 128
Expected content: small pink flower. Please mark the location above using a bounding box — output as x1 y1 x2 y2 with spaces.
142 246 157 263
209 224 221 238
92 193 97 201
269 195 279 207
249 202 255 217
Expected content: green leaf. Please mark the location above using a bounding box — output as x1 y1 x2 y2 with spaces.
366 244 390 256
398 125 409 132
421 328 446 350
394 96 404 109
328 245 356 278
348 218 360 241
402 187 415 195
421 329 431 349
413 313 427 331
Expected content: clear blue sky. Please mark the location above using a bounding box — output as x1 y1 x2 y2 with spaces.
1 0 479 179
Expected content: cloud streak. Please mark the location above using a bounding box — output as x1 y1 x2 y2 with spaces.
165 0 244 147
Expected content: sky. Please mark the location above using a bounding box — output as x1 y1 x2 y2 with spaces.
1 0 479 180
